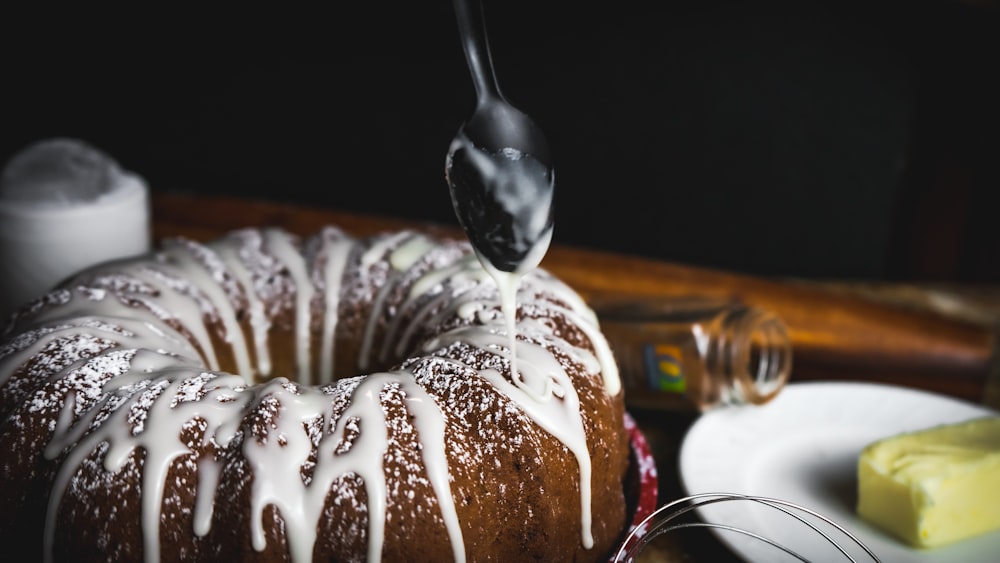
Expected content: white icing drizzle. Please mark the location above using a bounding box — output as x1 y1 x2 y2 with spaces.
461 221 605 545
115 265 224 372
357 233 423 371
2 226 625 563
158 240 254 378
242 372 463 563
374 234 440 365
43 351 249 563
263 229 313 384
388 234 435 272
317 228 354 384
361 231 412 268
388 253 488 360
193 457 223 537
210 239 272 380
536 272 620 395
426 323 597 548
407 253 485 302
25 264 223 372
474 225 554 383
547 301 620 395
481 262 523 388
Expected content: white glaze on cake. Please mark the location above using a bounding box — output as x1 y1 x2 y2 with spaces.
0 226 624 563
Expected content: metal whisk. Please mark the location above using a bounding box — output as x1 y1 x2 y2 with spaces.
614 492 882 562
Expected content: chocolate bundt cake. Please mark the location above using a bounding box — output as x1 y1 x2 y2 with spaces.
0 225 629 562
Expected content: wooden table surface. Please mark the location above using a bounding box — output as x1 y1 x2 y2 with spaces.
152 190 1000 561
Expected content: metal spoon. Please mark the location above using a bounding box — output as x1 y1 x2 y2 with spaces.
445 0 555 274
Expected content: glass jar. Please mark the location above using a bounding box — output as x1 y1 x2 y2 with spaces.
593 296 793 412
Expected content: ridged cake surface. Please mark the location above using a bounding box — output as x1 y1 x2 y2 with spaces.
0 226 629 562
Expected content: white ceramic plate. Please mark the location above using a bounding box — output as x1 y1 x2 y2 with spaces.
678 381 999 563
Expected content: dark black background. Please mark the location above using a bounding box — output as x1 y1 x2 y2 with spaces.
3 1 998 281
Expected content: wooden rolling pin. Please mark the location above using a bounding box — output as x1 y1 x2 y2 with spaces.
151 190 997 405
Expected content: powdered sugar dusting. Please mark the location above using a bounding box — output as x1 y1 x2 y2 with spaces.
0 225 626 563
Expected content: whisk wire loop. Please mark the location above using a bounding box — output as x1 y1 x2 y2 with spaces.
654 521 813 561
613 492 881 563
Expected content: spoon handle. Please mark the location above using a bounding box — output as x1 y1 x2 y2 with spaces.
453 0 503 103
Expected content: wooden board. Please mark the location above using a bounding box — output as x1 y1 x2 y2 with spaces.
152 190 996 404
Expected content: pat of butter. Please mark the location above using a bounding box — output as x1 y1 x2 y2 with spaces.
857 416 1000 548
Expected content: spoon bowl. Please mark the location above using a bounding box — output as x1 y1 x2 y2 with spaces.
446 0 555 274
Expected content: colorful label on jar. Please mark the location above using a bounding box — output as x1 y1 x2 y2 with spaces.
643 343 686 393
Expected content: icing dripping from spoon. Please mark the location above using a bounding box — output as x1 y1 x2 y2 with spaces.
445 0 555 385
